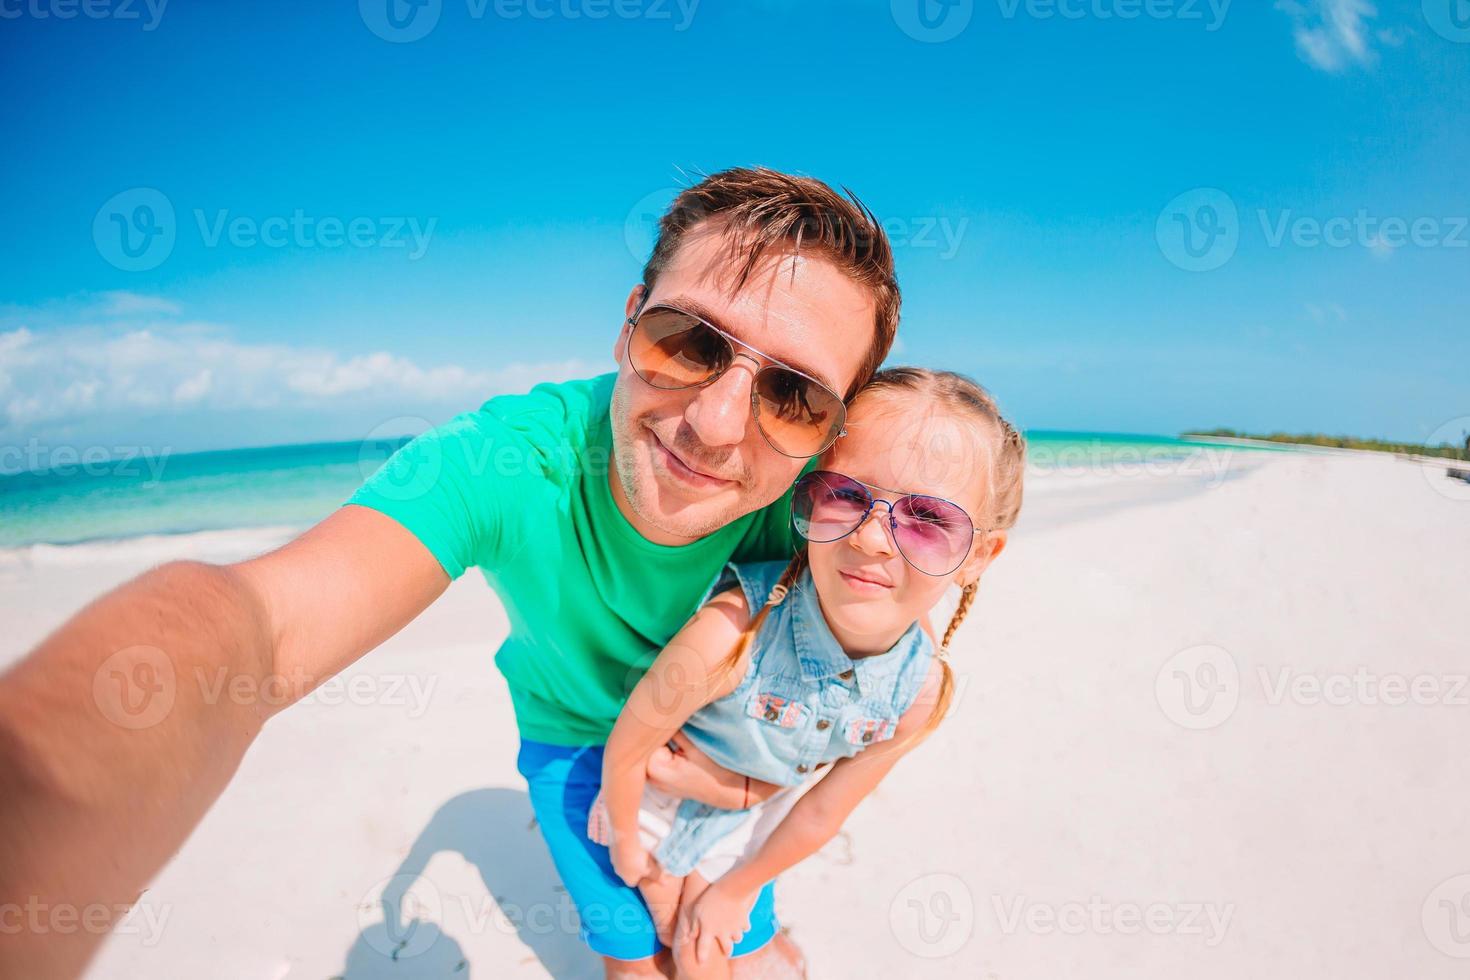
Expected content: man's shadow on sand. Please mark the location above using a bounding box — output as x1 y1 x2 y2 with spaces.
334 788 600 979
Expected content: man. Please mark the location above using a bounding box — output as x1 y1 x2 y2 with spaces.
0 167 900 978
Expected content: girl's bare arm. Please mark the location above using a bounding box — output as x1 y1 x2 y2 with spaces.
600 587 753 859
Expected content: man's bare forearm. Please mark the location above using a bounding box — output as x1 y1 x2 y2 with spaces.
646 733 781 810
0 560 277 980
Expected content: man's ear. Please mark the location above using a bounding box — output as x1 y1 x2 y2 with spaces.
614 284 646 363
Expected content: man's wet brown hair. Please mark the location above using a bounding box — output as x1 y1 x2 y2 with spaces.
642 167 901 399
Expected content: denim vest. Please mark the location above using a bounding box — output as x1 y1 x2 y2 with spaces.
655 560 935 877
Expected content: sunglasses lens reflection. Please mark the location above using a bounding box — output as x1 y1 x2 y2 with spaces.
892 495 974 575
629 307 847 457
793 471 870 542
753 369 846 457
628 308 731 388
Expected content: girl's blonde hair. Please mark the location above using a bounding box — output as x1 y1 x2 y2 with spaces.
717 367 1026 743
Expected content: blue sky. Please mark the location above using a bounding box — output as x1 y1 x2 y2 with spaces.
2 0 1467 457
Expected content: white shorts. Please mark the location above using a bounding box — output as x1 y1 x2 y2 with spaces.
590 782 809 882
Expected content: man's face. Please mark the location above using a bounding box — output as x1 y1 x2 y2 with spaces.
609 222 877 545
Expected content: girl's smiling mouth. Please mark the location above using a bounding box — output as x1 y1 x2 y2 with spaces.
837 566 894 592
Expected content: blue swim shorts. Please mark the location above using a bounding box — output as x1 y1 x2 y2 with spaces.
516 739 779 961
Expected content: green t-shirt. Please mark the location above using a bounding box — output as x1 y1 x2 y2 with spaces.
346 373 799 746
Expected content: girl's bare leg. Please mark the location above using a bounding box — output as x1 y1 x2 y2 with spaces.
671 872 732 980
638 862 686 949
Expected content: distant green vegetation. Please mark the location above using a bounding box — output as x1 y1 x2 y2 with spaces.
1184 428 1470 461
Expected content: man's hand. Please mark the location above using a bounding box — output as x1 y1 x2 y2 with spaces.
646 731 780 809
609 834 655 888
680 877 758 964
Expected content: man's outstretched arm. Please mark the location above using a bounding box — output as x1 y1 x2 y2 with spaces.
0 505 449 979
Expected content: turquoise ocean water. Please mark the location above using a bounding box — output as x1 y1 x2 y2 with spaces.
0 432 1273 550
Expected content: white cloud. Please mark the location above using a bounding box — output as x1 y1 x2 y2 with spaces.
0 302 608 443
1305 302 1348 325
1365 234 1396 260
1277 0 1379 72
98 291 182 317
172 369 213 403
1376 26 1408 47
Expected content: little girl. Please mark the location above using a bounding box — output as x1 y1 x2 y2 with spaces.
590 367 1025 977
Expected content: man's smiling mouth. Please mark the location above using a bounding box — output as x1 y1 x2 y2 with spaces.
647 426 737 489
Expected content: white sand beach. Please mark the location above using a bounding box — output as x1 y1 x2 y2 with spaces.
4 448 1469 979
